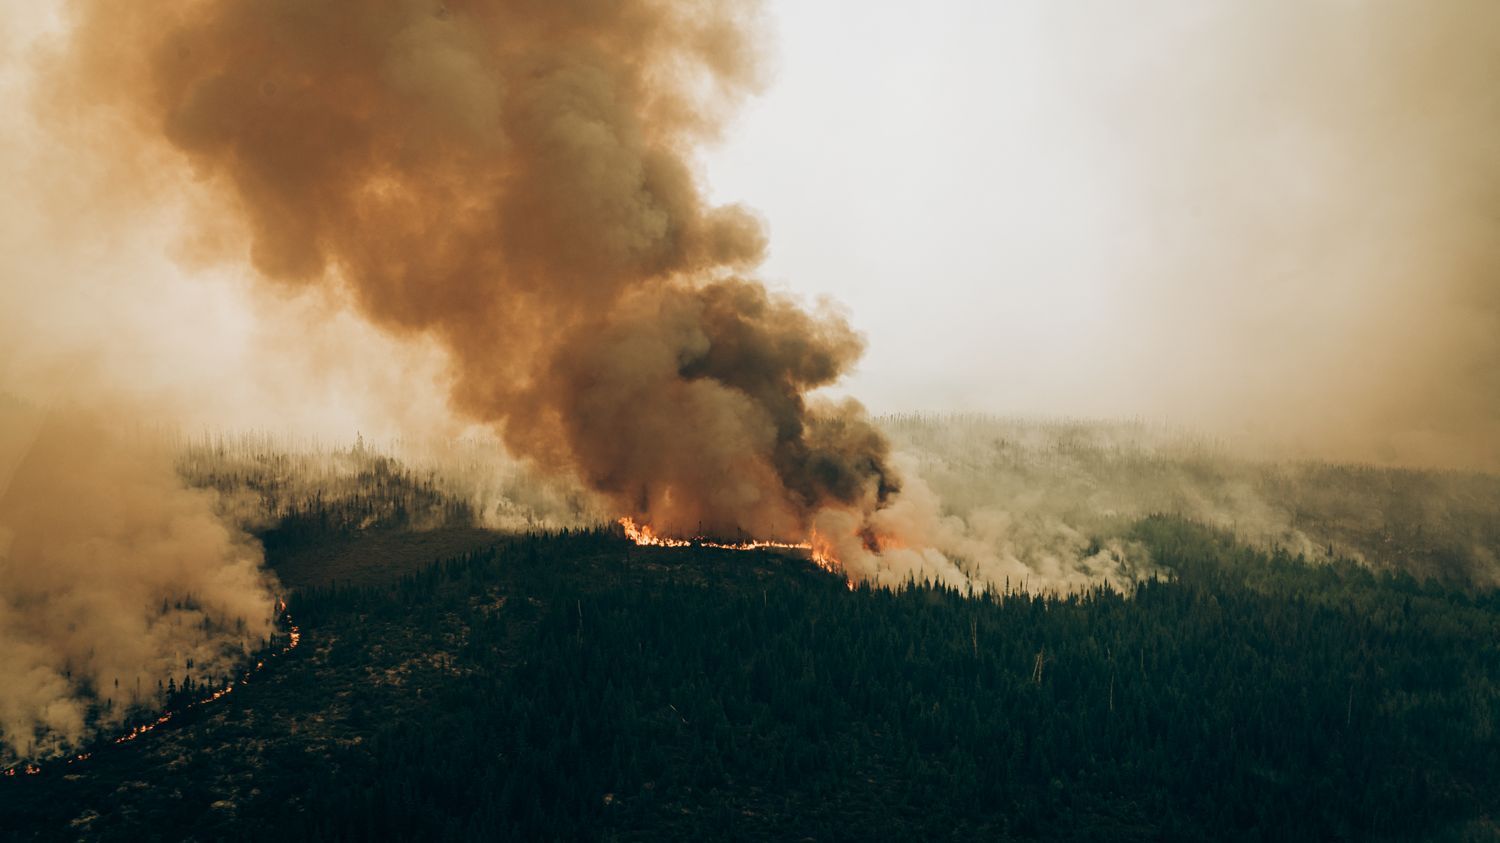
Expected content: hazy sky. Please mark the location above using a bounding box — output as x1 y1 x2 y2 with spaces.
705 1 1107 415
3 0 1496 467
704 1 1500 470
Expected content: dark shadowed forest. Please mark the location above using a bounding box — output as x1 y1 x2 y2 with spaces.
3 429 1498 840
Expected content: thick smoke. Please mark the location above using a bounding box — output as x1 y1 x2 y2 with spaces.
0 403 277 763
0 10 288 763
40 0 900 546
522 279 898 538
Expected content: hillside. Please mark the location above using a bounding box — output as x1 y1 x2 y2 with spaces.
3 520 1497 841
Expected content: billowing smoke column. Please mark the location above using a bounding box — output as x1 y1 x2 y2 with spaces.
47 0 897 544
531 278 899 538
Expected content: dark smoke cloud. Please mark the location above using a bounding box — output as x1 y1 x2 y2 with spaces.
42 0 895 541
518 278 897 537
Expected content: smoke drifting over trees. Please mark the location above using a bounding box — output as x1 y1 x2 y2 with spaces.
0 404 276 763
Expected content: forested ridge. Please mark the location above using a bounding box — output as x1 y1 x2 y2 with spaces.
3 517 1496 840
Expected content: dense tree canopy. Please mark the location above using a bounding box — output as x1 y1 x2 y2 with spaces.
4 518 1495 840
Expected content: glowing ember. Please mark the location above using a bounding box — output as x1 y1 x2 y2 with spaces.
618 517 847 584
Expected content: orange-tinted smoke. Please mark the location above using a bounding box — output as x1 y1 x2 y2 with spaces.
45 0 894 540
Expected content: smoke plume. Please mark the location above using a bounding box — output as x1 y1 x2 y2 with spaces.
0 402 277 763
37 0 904 547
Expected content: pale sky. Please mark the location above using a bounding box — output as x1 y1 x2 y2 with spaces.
701 0 1496 454
4 0 1495 465
703 1 1145 417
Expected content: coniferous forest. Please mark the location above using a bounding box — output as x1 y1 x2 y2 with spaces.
3 513 1498 841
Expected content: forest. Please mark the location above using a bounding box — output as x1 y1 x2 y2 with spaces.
3 504 1497 840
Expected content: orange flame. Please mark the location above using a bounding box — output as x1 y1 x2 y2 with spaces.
618 517 692 548
3 609 302 777
617 517 848 586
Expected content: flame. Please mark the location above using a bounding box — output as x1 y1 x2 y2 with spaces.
107 619 301 748
3 608 302 778
807 529 842 579
618 517 849 587
618 517 692 548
